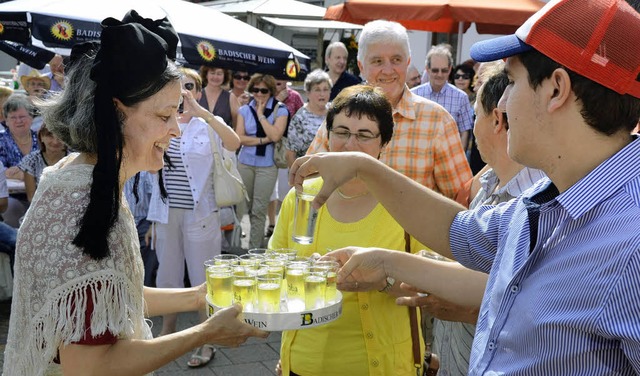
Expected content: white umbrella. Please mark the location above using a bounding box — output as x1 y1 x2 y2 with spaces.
0 0 310 79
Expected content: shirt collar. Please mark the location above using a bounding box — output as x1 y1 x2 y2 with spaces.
394 85 417 121
556 136 640 219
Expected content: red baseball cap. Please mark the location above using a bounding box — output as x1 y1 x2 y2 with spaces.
470 0 640 99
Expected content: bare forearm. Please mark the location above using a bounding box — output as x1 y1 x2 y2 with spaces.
61 326 207 376
144 286 200 317
356 156 465 258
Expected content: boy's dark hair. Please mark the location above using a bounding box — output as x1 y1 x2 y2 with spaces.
479 71 509 116
519 49 640 135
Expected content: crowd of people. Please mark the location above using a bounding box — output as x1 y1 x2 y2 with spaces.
2 0 639 375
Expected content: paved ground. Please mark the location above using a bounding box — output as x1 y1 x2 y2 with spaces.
0 214 284 375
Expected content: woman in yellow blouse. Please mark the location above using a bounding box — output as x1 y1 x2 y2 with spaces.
269 85 425 376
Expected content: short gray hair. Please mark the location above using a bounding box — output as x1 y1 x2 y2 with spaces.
325 41 348 60
426 45 453 68
304 69 332 92
357 20 410 63
3 93 34 119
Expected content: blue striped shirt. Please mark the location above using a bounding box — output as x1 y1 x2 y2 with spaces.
411 82 474 133
450 136 640 375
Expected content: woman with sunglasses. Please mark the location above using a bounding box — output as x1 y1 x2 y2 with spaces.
230 70 251 107
235 74 288 249
147 67 241 368
451 63 476 105
198 66 239 129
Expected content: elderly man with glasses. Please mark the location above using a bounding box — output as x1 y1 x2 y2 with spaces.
308 21 471 200
412 45 475 156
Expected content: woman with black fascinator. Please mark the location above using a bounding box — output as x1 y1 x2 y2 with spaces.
3 11 267 376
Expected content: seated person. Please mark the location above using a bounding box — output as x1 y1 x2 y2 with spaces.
270 85 426 376
0 161 17 274
19 123 69 202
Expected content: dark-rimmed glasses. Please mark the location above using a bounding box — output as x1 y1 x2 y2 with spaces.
454 74 471 80
184 82 195 90
429 67 449 74
251 88 270 94
234 74 251 81
330 129 380 143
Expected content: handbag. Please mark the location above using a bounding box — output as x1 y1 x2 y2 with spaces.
405 231 425 376
207 121 248 207
270 102 289 169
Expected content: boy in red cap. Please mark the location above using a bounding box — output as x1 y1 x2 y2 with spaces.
289 0 640 374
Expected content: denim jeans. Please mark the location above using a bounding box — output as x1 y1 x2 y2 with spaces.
0 221 17 274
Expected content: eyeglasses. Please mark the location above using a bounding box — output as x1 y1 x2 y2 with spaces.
234 74 251 81
251 88 270 94
184 82 195 90
7 115 30 122
330 129 380 143
429 68 449 74
454 74 471 80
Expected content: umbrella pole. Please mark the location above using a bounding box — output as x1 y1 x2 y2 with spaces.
456 22 464 64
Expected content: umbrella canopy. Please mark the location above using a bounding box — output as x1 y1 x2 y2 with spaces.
0 0 310 79
324 0 546 35
0 40 54 69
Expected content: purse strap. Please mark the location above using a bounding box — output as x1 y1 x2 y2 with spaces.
405 231 423 376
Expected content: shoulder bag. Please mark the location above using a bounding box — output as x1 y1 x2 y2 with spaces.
207 121 248 207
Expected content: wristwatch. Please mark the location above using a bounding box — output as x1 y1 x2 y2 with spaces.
379 276 395 293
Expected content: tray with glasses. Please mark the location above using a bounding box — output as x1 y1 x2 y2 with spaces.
204 250 343 331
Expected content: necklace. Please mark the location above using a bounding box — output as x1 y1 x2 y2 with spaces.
15 137 31 146
336 188 370 200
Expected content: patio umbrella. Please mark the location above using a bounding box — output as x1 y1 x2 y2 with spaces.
0 0 310 79
0 40 54 69
324 0 546 35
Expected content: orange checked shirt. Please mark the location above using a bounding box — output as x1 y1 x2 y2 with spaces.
306 87 472 198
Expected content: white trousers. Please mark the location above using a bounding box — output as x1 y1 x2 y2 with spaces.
155 208 221 288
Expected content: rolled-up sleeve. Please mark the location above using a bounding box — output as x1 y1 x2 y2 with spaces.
450 201 516 274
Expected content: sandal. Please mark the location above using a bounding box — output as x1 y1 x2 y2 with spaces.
187 344 216 368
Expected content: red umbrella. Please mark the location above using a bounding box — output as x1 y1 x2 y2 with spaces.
325 0 546 35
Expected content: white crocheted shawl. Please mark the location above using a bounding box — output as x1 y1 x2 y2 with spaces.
3 155 152 375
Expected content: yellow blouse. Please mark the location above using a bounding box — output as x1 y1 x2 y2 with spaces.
269 181 425 376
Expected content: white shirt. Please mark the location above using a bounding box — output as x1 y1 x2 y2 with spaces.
147 116 222 223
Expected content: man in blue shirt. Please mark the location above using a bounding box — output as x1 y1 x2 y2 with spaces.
412 45 474 153
290 0 640 374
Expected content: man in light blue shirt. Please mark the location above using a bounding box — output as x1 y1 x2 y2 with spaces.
289 0 640 374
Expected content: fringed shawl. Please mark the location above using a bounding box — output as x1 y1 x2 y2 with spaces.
3 155 152 375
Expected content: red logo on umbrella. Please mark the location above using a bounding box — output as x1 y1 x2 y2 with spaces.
197 41 216 62
51 21 74 41
286 59 300 79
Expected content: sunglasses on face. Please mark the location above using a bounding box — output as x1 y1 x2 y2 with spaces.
184 82 195 90
430 68 449 74
454 74 471 80
251 88 270 94
234 74 251 81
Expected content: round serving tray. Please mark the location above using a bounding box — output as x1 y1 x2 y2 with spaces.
207 291 343 331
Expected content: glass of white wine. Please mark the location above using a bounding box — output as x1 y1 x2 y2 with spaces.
256 273 282 313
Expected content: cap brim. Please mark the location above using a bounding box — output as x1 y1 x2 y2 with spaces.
470 34 533 62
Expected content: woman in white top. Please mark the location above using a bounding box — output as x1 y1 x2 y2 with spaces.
146 67 241 367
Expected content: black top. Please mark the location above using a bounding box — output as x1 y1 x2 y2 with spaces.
329 71 362 100
199 89 233 127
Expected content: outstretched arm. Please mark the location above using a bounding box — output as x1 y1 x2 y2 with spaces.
290 152 465 258
328 247 487 308
59 303 268 376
